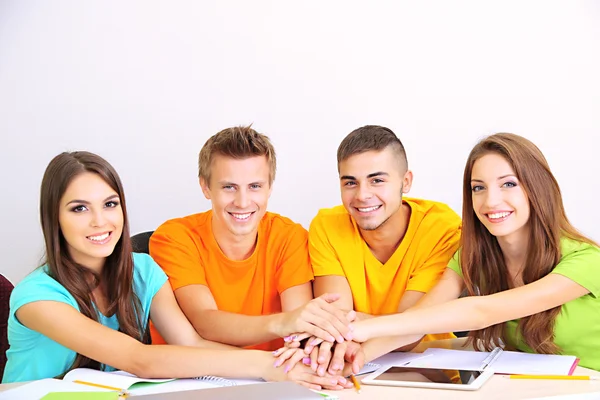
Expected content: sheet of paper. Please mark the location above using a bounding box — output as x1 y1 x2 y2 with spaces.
63 368 174 390
413 348 578 375
41 392 119 400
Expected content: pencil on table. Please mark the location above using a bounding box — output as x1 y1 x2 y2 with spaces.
508 375 599 380
350 374 361 394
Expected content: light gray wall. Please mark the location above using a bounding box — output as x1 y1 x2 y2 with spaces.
1 1 599 283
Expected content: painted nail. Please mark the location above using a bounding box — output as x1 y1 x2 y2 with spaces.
310 339 320 346
284 365 291 373
331 380 338 385
346 332 353 340
302 357 311 365
318 367 325 376
283 336 291 342
272 350 278 355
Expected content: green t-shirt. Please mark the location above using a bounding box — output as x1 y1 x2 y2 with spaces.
447 237 600 371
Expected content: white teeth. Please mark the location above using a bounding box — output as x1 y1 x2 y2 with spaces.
88 232 109 241
357 206 380 213
488 212 511 219
231 212 252 220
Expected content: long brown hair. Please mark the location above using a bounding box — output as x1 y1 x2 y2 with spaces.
461 133 597 354
40 151 147 373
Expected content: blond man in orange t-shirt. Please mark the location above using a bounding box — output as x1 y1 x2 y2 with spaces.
149 126 354 364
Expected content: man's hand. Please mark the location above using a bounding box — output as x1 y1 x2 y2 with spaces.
274 293 354 344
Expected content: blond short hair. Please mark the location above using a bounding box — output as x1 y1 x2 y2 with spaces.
198 125 277 186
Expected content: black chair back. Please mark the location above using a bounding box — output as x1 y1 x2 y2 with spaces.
131 231 155 254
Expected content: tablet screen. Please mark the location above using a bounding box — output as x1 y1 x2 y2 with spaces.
372 366 482 385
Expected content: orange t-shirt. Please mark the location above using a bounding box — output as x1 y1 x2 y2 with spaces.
148 211 313 351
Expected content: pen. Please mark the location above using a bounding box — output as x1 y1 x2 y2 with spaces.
480 347 503 370
350 374 361 394
508 375 599 380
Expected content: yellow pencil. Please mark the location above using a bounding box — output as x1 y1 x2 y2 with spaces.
350 374 361 394
73 379 126 391
508 375 599 380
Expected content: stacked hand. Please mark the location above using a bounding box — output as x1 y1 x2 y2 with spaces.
271 297 367 389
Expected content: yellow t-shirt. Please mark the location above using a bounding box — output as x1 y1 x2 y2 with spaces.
309 197 461 341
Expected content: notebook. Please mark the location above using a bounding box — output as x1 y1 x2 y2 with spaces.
61 368 175 394
0 378 116 400
412 348 579 375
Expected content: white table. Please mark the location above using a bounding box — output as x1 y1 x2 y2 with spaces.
2 339 599 399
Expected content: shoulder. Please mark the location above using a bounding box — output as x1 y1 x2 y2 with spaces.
132 253 168 294
310 205 353 230
10 267 75 310
261 212 308 240
153 212 211 239
557 237 600 265
406 197 461 231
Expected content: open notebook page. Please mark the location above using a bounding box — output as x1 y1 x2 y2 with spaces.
414 348 577 375
62 368 174 391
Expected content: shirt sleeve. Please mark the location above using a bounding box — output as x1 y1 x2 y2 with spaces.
132 253 169 301
551 242 600 298
149 221 207 291
309 212 345 277
10 271 76 325
446 249 463 278
406 226 462 293
276 224 314 294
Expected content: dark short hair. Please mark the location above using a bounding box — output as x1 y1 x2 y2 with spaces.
337 125 408 171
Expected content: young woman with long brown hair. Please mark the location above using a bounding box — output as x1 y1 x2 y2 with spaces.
295 133 600 373
2 151 350 390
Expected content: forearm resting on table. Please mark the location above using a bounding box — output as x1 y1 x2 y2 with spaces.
190 309 282 347
134 344 269 379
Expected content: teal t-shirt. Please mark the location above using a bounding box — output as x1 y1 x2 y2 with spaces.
2 253 168 383
448 238 600 371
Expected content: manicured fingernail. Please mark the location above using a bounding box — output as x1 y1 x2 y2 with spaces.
328 335 336 342
339 377 347 384
346 333 353 340
284 365 291 373
349 323 354 331
310 339 320 345
274 360 280 367
283 336 291 342
302 357 311 365
331 380 338 385
318 367 325 376
337 336 344 343
272 350 278 355
291 335 298 341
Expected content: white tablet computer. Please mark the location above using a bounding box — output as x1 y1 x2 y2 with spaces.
361 365 494 391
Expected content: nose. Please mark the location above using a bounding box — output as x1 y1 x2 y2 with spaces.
234 189 251 209
483 186 503 209
90 209 107 228
356 184 373 202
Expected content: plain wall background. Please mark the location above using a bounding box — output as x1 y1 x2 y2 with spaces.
1 1 598 283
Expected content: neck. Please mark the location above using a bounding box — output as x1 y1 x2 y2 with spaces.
360 202 411 261
211 216 257 261
497 230 529 272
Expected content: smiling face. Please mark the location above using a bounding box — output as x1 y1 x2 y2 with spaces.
470 153 530 242
58 172 124 270
201 154 272 241
339 147 412 231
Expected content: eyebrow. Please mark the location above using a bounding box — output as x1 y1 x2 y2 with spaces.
471 174 517 183
65 194 119 206
340 171 389 180
217 180 267 186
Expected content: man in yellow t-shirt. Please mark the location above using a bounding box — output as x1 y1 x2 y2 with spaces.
311 125 461 347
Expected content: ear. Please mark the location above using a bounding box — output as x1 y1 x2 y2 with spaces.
402 170 413 194
199 177 211 200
